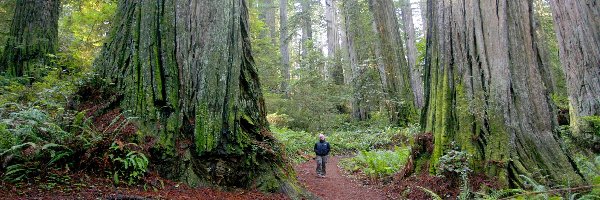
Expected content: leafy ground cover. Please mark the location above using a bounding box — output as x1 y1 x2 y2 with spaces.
272 124 419 163
339 147 410 179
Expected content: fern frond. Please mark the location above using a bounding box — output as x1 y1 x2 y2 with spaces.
417 186 443 200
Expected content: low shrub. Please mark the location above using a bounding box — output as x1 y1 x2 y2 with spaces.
339 147 410 179
0 74 149 185
108 141 149 185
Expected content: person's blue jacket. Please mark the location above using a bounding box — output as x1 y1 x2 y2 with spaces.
314 140 330 156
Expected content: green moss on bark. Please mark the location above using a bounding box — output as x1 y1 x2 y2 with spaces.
94 0 304 197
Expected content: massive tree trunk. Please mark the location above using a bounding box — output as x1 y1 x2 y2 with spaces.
368 0 416 126
280 0 291 98
549 0 600 138
0 0 60 79
325 0 344 85
342 0 368 120
421 0 583 187
94 0 301 194
399 0 424 108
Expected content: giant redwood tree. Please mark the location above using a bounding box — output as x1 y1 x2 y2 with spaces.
420 0 583 187
0 0 60 78
368 0 416 126
94 0 301 194
549 0 600 140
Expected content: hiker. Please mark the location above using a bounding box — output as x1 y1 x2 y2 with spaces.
314 134 330 177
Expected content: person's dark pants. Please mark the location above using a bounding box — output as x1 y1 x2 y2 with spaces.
316 155 328 176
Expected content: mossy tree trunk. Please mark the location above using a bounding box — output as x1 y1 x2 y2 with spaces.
0 0 60 79
549 0 600 138
368 0 416 126
95 0 300 194
421 0 583 187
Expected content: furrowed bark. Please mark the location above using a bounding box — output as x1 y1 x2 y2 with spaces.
421 0 583 187
0 0 60 79
341 0 369 120
95 0 303 196
368 0 417 126
549 0 600 141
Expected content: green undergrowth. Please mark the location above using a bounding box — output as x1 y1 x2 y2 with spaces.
0 72 150 186
339 146 410 179
271 124 419 163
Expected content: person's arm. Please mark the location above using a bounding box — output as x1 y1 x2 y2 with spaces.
326 143 331 155
314 143 318 154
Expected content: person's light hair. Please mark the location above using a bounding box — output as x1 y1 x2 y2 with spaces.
319 134 325 140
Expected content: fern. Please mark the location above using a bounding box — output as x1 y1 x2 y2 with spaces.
518 175 551 199
458 174 471 200
417 186 443 200
476 189 525 200
108 142 149 185
578 194 600 200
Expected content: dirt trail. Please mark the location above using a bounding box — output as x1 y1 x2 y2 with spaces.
295 156 387 200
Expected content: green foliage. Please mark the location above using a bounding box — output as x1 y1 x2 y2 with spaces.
272 126 413 163
339 147 410 178
265 77 352 132
108 142 149 185
582 116 600 134
0 0 15 51
59 0 117 68
437 143 472 176
474 188 525 200
267 112 293 128
0 72 141 184
417 186 443 200
552 93 570 110
520 174 549 200
1 142 73 183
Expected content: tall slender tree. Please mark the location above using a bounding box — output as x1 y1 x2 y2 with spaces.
300 0 313 69
369 0 416 126
341 0 368 120
94 0 300 194
419 0 583 186
262 0 277 45
0 0 60 79
326 0 344 84
399 0 424 108
256 0 278 46
280 0 291 98
549 0 600 138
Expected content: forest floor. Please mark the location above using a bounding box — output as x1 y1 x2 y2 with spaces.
0 172 288 200
0 157 389 199
294 156 388 200
0 155 492 199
